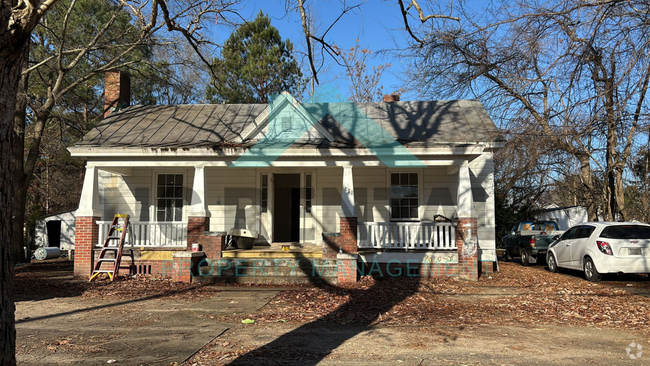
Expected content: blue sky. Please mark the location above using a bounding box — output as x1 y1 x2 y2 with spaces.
216 0 421 100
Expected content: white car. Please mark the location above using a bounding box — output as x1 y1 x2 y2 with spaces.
546 222 650 282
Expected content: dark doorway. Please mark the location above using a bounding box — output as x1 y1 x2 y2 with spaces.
273 174 300 242
46 220 61 248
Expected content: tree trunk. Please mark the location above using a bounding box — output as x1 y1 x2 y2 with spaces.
578 154 598 222
0 38 28 366
11 69 29 265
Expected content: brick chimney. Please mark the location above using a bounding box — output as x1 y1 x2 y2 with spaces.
104 71 131 118
383 93 400 103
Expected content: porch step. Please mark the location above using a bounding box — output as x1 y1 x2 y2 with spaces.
222 248 322 259
196 275 336 285
196 257 337 285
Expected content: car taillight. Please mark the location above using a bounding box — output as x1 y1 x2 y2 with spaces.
597 241 613 255
529 236 536 248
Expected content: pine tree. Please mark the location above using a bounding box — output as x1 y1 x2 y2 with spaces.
206 11 303 104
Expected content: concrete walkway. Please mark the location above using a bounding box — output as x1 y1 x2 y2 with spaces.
16 288 279 365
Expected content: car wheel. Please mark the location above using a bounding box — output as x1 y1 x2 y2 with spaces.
520 248 529 266
583 257 602 282
547 253 558 273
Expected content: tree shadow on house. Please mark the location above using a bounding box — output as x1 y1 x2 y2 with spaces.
227 256 422 365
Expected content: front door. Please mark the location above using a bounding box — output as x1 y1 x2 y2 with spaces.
273 173 301 242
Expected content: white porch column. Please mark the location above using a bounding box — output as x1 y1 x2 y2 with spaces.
342 166 356 217
457 161 476 217
188 166 209 217
76 166 100 217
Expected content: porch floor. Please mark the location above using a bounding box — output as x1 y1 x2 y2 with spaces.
222 244 322 259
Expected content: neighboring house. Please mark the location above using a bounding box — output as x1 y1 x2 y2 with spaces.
34 210 76 251
535 205 589 230
69 72 503 283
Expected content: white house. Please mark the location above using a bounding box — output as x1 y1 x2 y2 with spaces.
69 72 502 283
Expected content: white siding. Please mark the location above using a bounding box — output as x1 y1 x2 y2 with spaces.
316 167 343 234
205 168 258 234
422 167 458 221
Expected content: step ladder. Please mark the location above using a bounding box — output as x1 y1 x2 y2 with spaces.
89 214 134 282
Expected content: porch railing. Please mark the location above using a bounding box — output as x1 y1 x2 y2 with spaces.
358 222 456 250
96 221 188 247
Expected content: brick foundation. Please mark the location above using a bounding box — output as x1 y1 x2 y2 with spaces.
74 216 101 278
456 217 479 280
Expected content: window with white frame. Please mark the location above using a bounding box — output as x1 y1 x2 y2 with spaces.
390 173 419 220
156 174 183 221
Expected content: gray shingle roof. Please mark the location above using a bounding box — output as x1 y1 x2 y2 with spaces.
75 100 500 149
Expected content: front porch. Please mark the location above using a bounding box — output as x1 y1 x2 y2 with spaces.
73 154 490 283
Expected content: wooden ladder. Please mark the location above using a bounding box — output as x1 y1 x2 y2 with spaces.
89 214 134 282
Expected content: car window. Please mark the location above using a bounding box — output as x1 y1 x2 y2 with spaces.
600 225 650 239
521 223 533 231
560 227 579 241
575 226 596 239
544 223 557 231
532 222 557 231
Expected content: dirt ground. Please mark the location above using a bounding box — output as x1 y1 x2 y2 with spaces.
13 259 650 365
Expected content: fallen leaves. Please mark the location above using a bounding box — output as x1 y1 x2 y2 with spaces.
248 262 650 335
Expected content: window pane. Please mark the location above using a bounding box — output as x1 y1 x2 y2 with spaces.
157 186 165 198
174 207 182 221
165 206 173 221
409 186 418 197
157 210 165 221
392 205 400 218
306 200 312 213
175 175 183 184
410 207 418 218
391 187 400 197
174 187 183 198
400 173 408 185
401 198 409 206
391 199 400 206
166 187 174 198
410 199 418 206
410 173 417 185
166 175 175 185
306 188 312 199
175 199 183 208
262 175 268 186
158 199 165 208
158 175 165 185
400 187 409 197
391 173 399 185
306 174 312 187
401 207 409 218
262 189 267 200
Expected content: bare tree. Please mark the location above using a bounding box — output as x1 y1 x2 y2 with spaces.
1 0 242 362
405 0 650 221
337 40 392 102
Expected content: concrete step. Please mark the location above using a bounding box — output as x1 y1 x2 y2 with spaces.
201 258 334 267
201 265 338 277
195 275 337 285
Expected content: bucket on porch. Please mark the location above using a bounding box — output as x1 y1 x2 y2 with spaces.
191 243 200 252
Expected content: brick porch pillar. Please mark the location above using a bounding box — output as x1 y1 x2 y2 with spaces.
456 217 478 280
187 216 210 250
74 216 100 277
74 165 101 278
